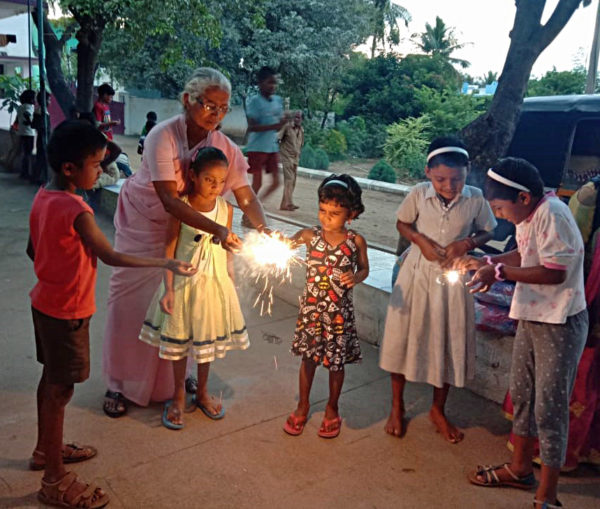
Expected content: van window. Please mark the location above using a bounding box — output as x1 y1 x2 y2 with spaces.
564 119 600 191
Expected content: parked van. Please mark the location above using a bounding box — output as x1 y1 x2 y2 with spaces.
507 94 600 198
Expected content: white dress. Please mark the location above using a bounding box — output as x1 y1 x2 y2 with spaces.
140 196 249 363
379 183 497 388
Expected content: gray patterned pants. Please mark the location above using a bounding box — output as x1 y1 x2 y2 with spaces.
510 310 588 468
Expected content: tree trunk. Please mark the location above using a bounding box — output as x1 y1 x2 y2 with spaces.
73 14 106 113
461 0 589 176
32 8 75 117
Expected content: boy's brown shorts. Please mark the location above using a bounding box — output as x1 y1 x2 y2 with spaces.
32 307 91 385
247 151 279 174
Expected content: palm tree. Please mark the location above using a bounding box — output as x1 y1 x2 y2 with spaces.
370 0 411 58
481 70 498 85
415 16 470 68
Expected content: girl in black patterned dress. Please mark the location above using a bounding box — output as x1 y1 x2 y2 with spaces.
284 174 369 438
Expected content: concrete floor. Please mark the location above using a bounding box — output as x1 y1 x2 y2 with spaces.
1 173 599 508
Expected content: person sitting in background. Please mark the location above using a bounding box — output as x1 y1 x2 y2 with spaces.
138 111 158 155
115 152 133 178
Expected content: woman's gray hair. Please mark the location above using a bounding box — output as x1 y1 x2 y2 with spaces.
180 68 231 104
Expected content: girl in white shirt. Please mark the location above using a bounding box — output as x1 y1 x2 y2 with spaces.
460 157 588 509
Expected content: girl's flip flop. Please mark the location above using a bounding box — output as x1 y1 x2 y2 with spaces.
318 416 342 439
192 394 225 420
283 413 307 436
162 401 184 430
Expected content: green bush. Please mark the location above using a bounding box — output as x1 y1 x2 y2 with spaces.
361 122 387 158
314 148 330 170
368 160 396 183
384 116 431 179
303 118 328 147
337 116 366 157
299 143 317 168
323 129 347 160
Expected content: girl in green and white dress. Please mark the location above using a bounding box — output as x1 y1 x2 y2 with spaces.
140 147 249 429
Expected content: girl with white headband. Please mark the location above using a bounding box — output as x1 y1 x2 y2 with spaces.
459 157 587 509
283 173 369 439
379 136 497 444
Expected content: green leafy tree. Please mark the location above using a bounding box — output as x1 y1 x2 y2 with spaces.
0 74 39 124
341 53 461 125
384 115 431 179
369 0 411 57
415 87 489 138
462 0 592 173
526 67 587 96
34 0 221 115
237 0 371 117
415 16 470 69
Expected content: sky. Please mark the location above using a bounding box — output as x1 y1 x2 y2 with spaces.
388 0 598 79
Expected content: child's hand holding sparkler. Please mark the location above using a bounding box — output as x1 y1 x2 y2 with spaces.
466 264 496 294
414 233 446 262
452 255 485 274
441 239 475 268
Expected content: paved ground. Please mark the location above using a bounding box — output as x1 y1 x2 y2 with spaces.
1 173 599 508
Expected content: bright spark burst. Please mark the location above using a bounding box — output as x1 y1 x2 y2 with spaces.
239 231 301 315
436 270 461 285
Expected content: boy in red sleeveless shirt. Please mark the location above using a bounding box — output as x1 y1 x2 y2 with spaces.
28 121 195 508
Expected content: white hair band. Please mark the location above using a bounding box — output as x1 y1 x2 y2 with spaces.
487 169 531 192
426 146 469 163
323 179 348 189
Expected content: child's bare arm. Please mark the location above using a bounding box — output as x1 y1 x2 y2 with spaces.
163 214 181 291
74 212 195 275
26 236 35 261
340 234 369 288
442 230 494 266
290 228 314 247
226 202 235 281
468 263 566 293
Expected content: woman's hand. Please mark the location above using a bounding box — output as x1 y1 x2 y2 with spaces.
160 290 175 314
415 234 446 262
466 264 496 293
452 255 485 273
340 271 357 288
165 259 197 276
223 231 242 253
213 225 242 252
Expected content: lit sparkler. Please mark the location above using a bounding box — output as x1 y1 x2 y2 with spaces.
436 269 462 285
238 231 301 315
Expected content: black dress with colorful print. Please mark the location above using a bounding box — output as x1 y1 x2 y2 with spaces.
292 226 362 371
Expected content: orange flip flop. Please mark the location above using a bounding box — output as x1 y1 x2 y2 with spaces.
283 413 307 436
318 416 342 439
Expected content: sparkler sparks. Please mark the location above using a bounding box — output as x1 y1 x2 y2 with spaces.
238 231 301 315
436 270 462 285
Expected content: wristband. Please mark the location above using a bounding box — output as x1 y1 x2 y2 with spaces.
494 263 505 281
483 255 493 265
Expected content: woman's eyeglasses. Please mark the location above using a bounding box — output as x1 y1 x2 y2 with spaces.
196 99 230 115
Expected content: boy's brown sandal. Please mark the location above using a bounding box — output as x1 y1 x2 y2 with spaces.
38 471 109 508
29 443 97 471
